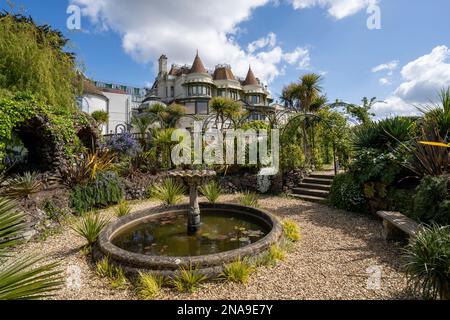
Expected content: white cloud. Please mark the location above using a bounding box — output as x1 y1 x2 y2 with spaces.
289 0 377 20
372 46 450 118
372 60 399 73
378 78 391 86
248 32 277 53
283 47 311 69
71 0 310 85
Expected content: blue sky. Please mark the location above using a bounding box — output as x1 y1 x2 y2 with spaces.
2 0 449 116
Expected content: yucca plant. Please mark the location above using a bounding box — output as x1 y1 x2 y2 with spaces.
171 264 207 293
72 213 110 247
220 258 254 284
149 178 186 205
404 225 450 300
115 201 131 217
136 272 165 300
0 197 63 300
1 172 43 199
238 191 260 208
199 180 221 204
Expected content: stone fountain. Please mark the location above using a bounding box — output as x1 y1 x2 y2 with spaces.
168 169 216 235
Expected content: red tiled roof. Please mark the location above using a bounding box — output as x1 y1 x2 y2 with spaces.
190 52 207 74
213 66 235 80
243 66 259 86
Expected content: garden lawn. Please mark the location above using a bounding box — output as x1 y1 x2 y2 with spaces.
9 195 413 300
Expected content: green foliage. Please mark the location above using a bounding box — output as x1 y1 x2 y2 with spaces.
0 92 89 170
136 272 165 300
91 110 109 125
351 117 415 152
238 192 260 208
72 213 110 247
329 173 366 212
1 171 43 199
282 219 301 242
115 201 131 217
199 180 221 204
351 148 406 185
413 176 450 225
171 264 207 293
220 258 254 284
41 198 67 222
0 197 25 256
281 143 305 171
417 87 450 140
149 178 186 205
240 120 270 131
69 171 124 215
0 196 63 299
0 13 78 109
62 151 115 187
386 188 415 216
404 225 450 300
95 256 128 289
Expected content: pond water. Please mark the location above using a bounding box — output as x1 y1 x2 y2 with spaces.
112 212 270 257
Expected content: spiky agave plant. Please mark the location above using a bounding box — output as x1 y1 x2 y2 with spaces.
1 172 43 199
149 178 186 205
199 180 221 204
0 197 63 300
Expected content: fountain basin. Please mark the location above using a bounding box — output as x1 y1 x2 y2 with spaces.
97 203 282 276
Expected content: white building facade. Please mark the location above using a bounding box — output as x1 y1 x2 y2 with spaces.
141 52 275 123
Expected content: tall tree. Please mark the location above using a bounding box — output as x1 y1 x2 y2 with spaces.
0 13 79 109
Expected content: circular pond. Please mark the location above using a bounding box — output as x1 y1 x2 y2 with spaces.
97 203 282 276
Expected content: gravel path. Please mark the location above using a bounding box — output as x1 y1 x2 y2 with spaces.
10 195 414 300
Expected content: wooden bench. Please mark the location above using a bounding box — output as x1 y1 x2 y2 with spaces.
376 211 420 242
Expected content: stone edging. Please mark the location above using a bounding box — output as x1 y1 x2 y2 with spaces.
97 203 283 276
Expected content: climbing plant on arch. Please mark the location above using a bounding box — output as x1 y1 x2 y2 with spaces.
0 92 99 171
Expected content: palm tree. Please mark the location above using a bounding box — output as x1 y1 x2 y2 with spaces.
282 74 324 164
163 104 186 128
131 114 153 150
0 197 63 300
209 97 242 129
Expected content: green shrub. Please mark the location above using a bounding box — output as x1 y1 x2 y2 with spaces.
69 171 124 215
199 180 221 204
413 176 450 225
91 110 109 125
72 213 110 247
282 219 301 242
329 173 366 212
404 225 450 300
115 201 131 217
220 259 254 284
136 272 165 300
171 265 207 293
238 192 260 208
149 178 186 205
281 143 305 171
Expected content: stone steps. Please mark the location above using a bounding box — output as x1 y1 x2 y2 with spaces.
291 172 335 204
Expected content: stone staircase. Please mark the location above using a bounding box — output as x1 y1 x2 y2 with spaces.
289 172 335 203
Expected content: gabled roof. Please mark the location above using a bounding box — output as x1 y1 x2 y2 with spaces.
243 66 259 86
190 52 207 74
213 66 235 80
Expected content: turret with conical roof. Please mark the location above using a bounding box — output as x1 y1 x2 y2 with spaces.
190 51 207 74
243 66 259 86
